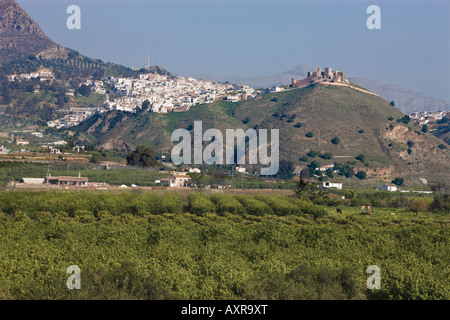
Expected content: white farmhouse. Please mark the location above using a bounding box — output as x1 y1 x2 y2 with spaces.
380 184 398 192
322 181 343 190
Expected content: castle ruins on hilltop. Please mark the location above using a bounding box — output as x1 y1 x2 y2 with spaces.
291 67 349 88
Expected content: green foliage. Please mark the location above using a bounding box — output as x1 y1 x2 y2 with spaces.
0 190 448 300
307 150 321 158
305 132 314 138
188 193 215 216
421 125 428 133
355 154 366 163
299 156 309 162
77 84 91 97
397 115 411 124
276 160 295 179
438 144 447 150
331 136 340 145
430 195 450 213
392 177 405 186
126 146 157 167
210 193 245 215
233 195 272 216
160 192 182 214
320 153 333 160
294 122 303 128
355 171 367 180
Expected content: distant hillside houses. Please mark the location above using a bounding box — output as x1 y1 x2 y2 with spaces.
47 109 100 128
0 145 11 154
409 110 449 125
8 68 55 81
104 74 256 113
160 172 192 187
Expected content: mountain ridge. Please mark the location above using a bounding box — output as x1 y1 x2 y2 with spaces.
0 0 70 62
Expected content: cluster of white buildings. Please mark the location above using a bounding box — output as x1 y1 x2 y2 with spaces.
104 74 256 113
47 108 101 129
8 68 55 82
409 111 448 126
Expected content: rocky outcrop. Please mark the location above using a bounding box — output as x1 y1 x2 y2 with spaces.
0 0 67 62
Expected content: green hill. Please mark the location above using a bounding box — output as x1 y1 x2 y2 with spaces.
75 84 450 185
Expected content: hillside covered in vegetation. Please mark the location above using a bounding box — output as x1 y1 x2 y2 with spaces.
75 84 450 185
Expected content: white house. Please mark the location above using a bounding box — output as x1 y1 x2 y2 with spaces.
189 168 201 173
16 139 29 146
322 181 343 190
22 178 45 185
31 132 44 138
380 184 398 192
0 145 10 154
236 166 246 173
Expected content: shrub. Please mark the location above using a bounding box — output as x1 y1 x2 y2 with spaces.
233 195 273 216
305 132 314 138
210 194 245 215
320 153 333 160
408 199 429 213
307 150 321 158
35 211 52 223
188 193 216 216
255 195 301 216
392 177 404 186
397 115 411 124
160 192 182 214
294 123 303 128
355 171 367 180
355 154 365 163
287 198 328 218
331 137 340 145
299 156 309 162
430 195 450 213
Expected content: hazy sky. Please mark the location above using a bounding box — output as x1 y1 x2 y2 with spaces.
17 0 450 103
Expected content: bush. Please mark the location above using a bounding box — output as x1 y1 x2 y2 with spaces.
255 195 301 216
408 199 429 213
392 177 404 186
397 115 411 124
430 195 450 213
320 153 333 160
299 156 309 162
210 194 245 215
188 193 216 216
294 123 302 128
355 171 367 180
331 137 340 145
35 211 52 223
307 150 321 158
355 154 365 163
160 192 182 214
287 197 328 218
305 132 314 138
233 195 273 216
